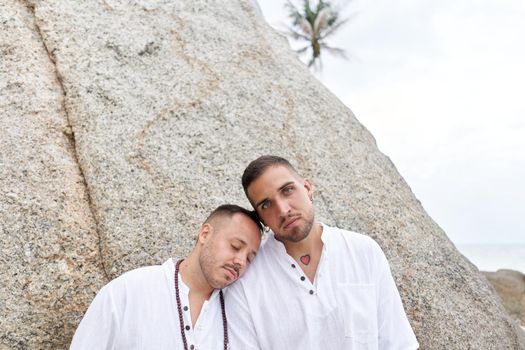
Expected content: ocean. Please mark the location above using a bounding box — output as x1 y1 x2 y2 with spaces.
456 244 525 274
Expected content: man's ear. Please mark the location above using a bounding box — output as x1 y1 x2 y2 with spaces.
198 223 213 244
304 178 313 200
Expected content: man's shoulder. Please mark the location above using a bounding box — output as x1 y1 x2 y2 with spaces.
102 259 172 294
322 224 381 252
252 233 291 262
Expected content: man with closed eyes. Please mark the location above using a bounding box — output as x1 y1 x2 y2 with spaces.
70 204 262 350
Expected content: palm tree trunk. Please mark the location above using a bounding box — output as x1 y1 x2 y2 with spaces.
311 38 321 58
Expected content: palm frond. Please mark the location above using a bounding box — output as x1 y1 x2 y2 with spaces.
313 8 332 34
320 43 347 58
315 0 330 14
319 14 354 39
303 0 316 26
295 45 311 54
298 17 314 37
307 55 316 67
285 0 303 26
282 26 311 41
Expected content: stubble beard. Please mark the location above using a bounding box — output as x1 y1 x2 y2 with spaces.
276 212 315 243
198 243 226 290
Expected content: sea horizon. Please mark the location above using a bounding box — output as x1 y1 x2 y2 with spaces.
456 243 525 274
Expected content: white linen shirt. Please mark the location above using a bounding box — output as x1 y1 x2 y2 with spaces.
70 258 226 350
226 224 418 350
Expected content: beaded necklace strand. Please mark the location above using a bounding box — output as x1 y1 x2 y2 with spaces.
174 259 229 350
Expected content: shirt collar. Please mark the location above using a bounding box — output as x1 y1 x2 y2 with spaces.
320 222 329 244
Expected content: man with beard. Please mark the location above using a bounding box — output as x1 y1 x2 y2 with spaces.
226 156 418 349
70 204 262 350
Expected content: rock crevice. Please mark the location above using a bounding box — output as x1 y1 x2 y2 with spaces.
20 0 110 281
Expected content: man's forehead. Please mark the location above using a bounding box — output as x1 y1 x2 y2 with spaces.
258 165 300 183
223 213 260 232
210 212 244 228
248 166 302 198
227 217 262 247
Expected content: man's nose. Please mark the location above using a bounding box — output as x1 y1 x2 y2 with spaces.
275 198 291 217
233 254 247 270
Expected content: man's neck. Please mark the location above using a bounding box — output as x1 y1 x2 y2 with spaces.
178 253 214 327
282 223 324 283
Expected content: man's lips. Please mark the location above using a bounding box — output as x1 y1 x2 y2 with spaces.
282 216 300 230
224 266 238 280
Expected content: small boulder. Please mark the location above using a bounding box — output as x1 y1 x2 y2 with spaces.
483 269 525 327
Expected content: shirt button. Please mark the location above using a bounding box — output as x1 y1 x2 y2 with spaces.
300 276 305 281
291 264 296 268
185 325 190 331
309 290 314 295
183 306 189 311
190 345 195 350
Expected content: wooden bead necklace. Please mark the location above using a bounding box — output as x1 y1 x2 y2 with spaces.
175 259 229 350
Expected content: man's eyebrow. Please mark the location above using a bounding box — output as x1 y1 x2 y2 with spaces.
278 181 294 192
232 239 257 256
233 238 246 246
255 197 268 209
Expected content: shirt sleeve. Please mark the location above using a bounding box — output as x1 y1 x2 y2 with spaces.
69 284 120 350
225 283 261 350
373 242 419 350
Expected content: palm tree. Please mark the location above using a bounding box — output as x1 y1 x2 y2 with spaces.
284 0 350 68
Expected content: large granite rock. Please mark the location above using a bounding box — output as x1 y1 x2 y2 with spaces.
1 0 524 348
484 270 525 327
0 1 106 348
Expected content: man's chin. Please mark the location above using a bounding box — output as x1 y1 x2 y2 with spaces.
275 227 308 243
209 276 237 289
214 280 233 289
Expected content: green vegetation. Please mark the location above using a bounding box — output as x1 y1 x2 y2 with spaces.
284 0 350 68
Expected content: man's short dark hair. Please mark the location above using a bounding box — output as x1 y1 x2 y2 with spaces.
242 155 299 196
204 204 263 234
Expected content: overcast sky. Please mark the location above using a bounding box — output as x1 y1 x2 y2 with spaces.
257 0 525 245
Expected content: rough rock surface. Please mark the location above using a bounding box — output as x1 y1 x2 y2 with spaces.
484 270 525 327
0 1 106 348
1 0 524 348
